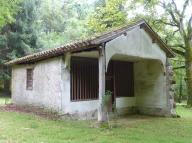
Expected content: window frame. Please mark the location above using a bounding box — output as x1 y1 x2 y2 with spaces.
26 68 34 90
70 57 99 101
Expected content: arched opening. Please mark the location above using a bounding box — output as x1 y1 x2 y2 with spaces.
105 54 166 115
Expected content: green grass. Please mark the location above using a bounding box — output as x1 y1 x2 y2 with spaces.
0 97 192 143
0 96 11 105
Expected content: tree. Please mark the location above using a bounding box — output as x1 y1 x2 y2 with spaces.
0 0 42 92
0 0 94 92
88 0 127 33
37 0 94 48
0 0 22 27
128 0 192 106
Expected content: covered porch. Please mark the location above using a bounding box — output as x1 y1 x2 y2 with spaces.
70 25 172 121
98 52 168 121
96 25 172 121
70 52 169 122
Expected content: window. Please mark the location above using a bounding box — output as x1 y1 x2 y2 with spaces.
70 57 98 101
26 68 33 90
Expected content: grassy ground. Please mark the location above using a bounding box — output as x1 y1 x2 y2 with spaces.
0 97 11 105
0 97 192 143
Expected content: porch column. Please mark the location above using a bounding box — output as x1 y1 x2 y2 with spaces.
98 45 107 122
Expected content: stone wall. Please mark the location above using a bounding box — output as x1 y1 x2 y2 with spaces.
166 59 176 116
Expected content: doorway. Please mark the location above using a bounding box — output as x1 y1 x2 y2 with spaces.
105 60 134 111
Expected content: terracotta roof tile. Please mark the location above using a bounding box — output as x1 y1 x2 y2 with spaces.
6 20 175 65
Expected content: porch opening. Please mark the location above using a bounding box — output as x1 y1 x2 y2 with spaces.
70 57 98 101
70 56 134 103
106 60 134 111
70 55 166 116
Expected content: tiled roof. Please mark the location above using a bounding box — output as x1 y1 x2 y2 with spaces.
6 20 175 65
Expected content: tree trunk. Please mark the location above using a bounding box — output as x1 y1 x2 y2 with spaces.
185 45 192 106
178 76 183 103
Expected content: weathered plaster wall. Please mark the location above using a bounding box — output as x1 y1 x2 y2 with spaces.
134 60 169 115
116 97 136 108
115 97 136 115
12 57 63 111
105 27 166 68
60 54 98 115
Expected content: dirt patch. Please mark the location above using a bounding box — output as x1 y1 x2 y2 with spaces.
0 104 60 120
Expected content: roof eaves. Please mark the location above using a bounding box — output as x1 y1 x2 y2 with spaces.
91 20 145 45
5 40 97 65
5 19 175 65
140 22 175 58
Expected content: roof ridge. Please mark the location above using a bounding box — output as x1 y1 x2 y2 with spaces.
6 19 174 65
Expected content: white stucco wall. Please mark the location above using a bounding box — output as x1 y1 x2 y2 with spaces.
12 57 63 111
105 27 166 68
134 60 167 109
60 54 99 114
116 97 136 108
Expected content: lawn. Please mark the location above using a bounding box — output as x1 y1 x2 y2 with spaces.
0 97 192 143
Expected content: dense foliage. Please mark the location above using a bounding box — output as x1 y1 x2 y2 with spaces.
0 0 41 91
37 0 94 48
0 0 22 27
88 0 127 33
0 0 94 91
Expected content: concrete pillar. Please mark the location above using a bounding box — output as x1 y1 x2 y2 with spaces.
98 45 107 122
